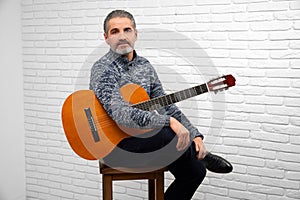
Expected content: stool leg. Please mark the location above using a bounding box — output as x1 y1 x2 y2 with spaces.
148 179 155 200
103 175 113 200
156 172 164 200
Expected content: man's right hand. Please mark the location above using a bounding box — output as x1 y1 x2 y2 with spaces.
170 117 190 151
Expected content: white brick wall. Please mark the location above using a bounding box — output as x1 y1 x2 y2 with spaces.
22 0 300 199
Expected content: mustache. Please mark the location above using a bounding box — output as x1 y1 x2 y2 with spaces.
117 40 130 46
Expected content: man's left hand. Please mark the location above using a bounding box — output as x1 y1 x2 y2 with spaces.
193 137 206 160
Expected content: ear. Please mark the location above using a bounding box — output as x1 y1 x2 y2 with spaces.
134 29 138 41
104 33 109 45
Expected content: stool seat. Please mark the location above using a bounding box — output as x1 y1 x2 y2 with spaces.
99 161 167 200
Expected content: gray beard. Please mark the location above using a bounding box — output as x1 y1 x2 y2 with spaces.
115 46 134 55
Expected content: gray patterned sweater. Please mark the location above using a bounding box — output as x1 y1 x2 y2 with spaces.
89 49 203 139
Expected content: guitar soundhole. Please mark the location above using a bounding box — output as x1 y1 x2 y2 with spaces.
84 108 100 142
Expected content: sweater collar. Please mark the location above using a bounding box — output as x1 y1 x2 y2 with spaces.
107 49 138 70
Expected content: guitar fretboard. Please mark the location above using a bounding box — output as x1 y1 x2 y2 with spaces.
132 83 208 111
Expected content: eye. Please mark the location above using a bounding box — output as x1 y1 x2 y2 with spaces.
124 28 133 33
110 29 118 35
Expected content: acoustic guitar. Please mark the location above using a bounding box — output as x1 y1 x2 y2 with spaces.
61 74 236 160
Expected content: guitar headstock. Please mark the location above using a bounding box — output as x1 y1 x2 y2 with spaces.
207 74 236 93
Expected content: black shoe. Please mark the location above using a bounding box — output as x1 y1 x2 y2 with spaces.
202 152 233 174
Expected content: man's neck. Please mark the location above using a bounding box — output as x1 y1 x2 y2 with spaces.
124 51 134 61
123 50 136 61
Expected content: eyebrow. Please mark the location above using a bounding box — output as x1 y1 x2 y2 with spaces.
109 26 133 33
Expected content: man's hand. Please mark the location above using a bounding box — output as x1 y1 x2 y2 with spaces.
170 117 190 151
193 136 206 160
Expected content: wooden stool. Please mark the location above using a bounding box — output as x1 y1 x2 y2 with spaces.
99 162 167 200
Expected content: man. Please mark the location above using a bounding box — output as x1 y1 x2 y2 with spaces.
90 10 232 200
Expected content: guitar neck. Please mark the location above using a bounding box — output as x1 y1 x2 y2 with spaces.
132 83 208 111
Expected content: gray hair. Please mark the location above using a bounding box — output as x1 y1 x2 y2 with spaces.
103 10 136 34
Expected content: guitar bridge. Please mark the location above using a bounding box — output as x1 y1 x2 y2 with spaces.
84 108 100 142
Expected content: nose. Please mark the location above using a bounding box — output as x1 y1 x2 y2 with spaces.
117 31 127 40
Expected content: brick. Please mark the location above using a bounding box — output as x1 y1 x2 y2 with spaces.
290 1 300 10
175 6 210 15
231 49 269 59
261 177 300 189
74 194 99 200
270 30 300 40
251 21 292 31
229 31 268 41
266 69 300 78
233 0 268 3
176 22 210 32
211 22 249 31
212 4 246 13
226 172 263 183
201 185 228 196
249 60 289 69
285 171 300 181
247 166 284 178
249 77 290 87
22 0 33 5
227 103 265 113
206 193 233 200
287 190 300 200
49 188 74 199
251 131 289 143
290 135 300 145
210 178 247 190
27 184 49 194
195 0 231 5
289 40 300 49
262 123 300 136
234 12 273 22
160 0 194 6
192 32 228 41
270 50 300 59
266 105 300 116
224 137 261 148
263 141 300 154
229 190 267 200
266 160 300 172
211 41 248 49
34 11 59 19
274 10 300 20
249 114 289 125
249 41 289 50
247 184 284 196
248 2 289 12
290 59 300 69
294 21 300 30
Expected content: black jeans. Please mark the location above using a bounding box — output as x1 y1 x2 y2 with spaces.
103 127 207 200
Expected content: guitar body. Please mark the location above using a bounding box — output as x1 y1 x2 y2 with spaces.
61 84 150 160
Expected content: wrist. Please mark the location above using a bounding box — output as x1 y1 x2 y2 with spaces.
194 135 204 140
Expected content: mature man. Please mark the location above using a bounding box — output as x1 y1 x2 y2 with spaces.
89 10 232 200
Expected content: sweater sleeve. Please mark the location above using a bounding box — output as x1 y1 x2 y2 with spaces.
89 61 170 129
150 68 204 139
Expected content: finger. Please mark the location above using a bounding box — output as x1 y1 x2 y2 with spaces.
198 149 206 160
177 135 188 151
176 137 184 151
195 142 199 153
182 134 190 150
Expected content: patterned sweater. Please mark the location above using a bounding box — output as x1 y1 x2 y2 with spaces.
89 49 203 139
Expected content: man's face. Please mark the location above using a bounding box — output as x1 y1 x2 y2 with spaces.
104 17 137 56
